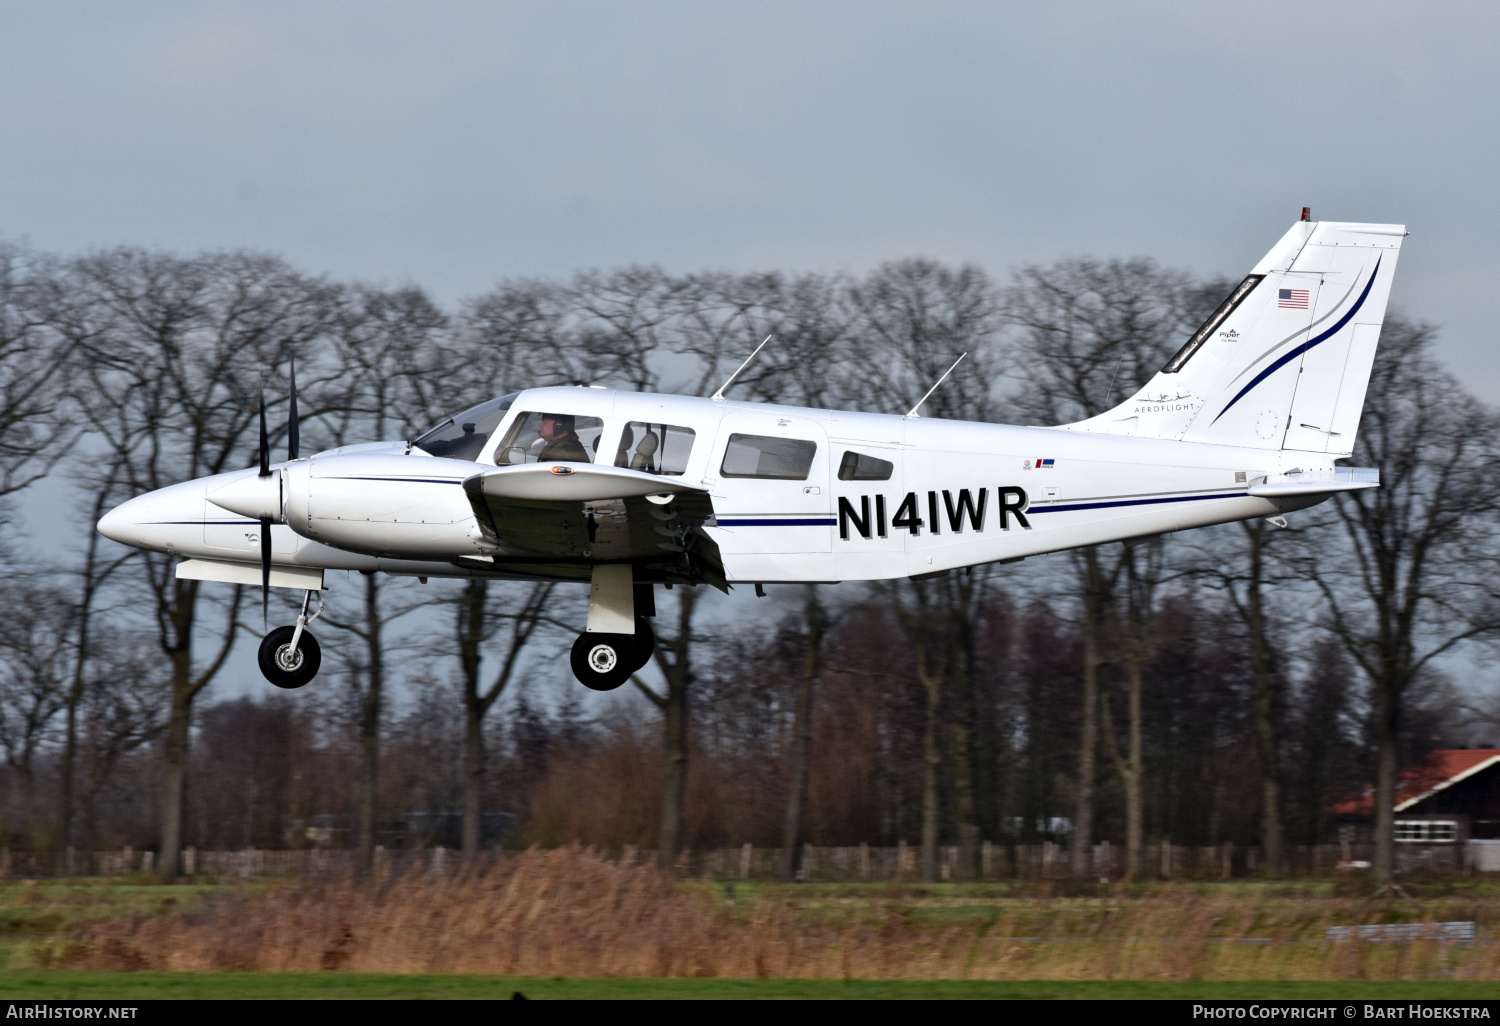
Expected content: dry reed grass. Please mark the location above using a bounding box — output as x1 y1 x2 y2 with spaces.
49 846 1500 979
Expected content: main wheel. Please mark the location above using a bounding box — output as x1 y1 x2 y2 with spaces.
630 616 656 673
258 626 322 690
570 632 635 691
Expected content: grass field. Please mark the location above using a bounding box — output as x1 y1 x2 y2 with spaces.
1 972 1499 1000
4 853 1500 996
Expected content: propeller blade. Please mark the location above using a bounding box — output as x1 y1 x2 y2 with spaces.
288 357 300 461
261 518 272 627
258 398 270 478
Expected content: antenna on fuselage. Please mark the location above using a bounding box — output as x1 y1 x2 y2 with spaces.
711 335 773 401
905 352 967 418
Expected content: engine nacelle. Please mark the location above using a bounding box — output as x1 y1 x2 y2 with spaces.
284 452 486 559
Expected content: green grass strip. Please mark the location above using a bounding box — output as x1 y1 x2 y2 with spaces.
1 973 1499 1000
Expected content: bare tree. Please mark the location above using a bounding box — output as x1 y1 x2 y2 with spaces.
1004 257 1219 875
848 259 1004 420
573 267 687 393
1294 316 1500 887
0 245 80 514
73 626 166 848
67 249 335 878
679 271 862 880
633 585 703 874
1100 538 1166 880
0 584 72 845
453 578 557 863
844 260 1007 879
1188 518 1294 874
779 586 832 881
718 272 856 410
316 282 450 877
56 461 137 860
460 277 598 394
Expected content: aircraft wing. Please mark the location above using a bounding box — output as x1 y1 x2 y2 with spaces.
461 463 727 590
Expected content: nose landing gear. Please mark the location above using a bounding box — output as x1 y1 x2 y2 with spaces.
258 589 324 689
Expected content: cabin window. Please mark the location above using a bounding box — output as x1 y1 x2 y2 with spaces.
838 450 894 481
615 422 695 476
494 412 605 464
412 394 517 462
1395 820 1457 843
720 434 817 480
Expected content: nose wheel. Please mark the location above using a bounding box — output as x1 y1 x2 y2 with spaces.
257 589 324 690
570 616 654 691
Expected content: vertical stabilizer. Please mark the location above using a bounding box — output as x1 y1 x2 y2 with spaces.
1063 220 1405 455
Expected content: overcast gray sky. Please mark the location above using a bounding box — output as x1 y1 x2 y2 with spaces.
9 1 1499 701
4 1 1497 395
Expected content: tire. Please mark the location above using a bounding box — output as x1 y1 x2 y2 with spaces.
570 632 635 691
630 616 656 672
258 625 322 690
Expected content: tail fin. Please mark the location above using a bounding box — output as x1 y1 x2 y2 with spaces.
1064 219 1405 455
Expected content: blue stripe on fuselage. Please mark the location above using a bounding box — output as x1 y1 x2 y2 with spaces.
1028 492 1244 515
716 518 838 527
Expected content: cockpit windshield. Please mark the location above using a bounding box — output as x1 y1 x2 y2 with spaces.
412 394 518 462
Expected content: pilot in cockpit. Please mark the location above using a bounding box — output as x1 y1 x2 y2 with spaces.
534 413 589 463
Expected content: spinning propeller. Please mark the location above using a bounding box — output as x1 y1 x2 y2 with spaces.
258 397 272 625
207 362 300 626
255 360 301 625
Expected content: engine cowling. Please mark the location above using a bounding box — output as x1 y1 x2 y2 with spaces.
283 452 486 559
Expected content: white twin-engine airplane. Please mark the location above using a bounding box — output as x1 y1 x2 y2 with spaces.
98 217 1404 691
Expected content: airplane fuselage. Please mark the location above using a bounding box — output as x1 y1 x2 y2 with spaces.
99 385 1342 587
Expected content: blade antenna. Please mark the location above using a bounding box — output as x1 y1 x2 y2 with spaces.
905 353 968 418
711 335 773 401
287 356 300 461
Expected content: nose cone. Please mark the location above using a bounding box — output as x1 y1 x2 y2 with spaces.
96 479 208 553
96 502 136 546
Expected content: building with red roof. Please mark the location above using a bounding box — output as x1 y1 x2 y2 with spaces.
1335 748 1500 870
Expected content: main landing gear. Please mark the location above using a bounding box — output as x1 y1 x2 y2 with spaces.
570 566 656 691
258 589 324 689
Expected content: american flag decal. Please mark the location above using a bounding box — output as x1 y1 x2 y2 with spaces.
1278 288 1309 309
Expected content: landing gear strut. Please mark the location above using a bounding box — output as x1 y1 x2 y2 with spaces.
570 566 654 691
258 589 323 689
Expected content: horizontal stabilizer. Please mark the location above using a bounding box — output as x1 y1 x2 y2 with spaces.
1247 467 1378 497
